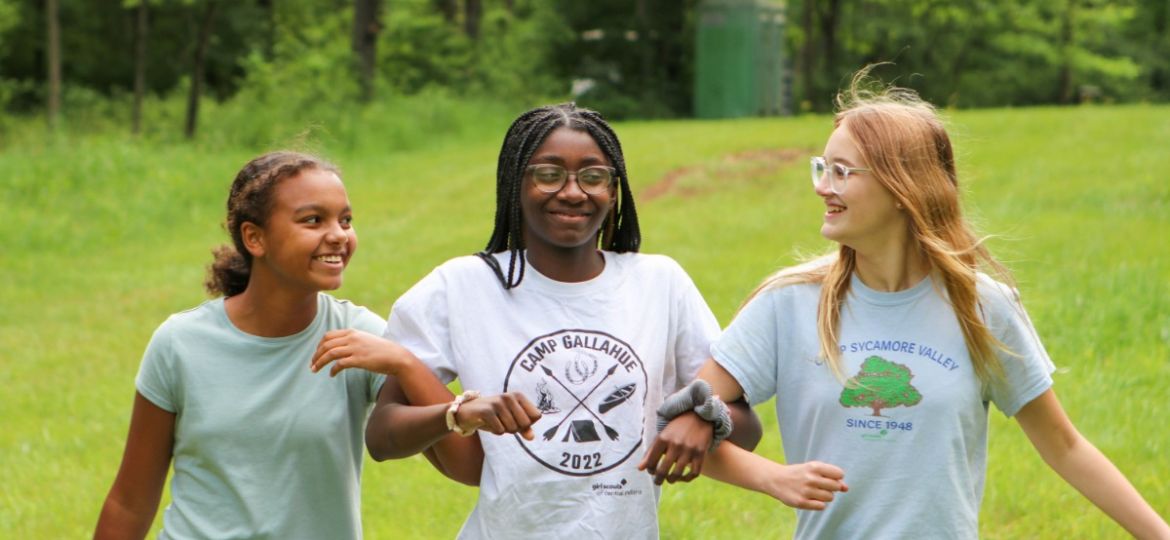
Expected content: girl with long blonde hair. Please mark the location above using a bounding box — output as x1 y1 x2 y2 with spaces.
640 73 1170 539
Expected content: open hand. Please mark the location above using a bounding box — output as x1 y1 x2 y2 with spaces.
637 411 713 485
310 329 412 377
456 392 543 440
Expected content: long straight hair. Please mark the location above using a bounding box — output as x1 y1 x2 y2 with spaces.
745 70 1014 384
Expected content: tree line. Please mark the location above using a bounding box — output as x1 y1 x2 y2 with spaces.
1 0 1167 138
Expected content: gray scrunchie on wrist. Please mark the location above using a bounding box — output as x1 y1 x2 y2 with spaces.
656 379 734 451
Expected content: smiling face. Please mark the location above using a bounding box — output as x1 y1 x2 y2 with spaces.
815 123 907 253
520 127 616 258
246 167 356 294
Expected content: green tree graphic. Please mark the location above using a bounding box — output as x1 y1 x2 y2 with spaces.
839 356 922 417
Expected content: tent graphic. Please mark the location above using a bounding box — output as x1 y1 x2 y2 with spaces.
561 420 602 442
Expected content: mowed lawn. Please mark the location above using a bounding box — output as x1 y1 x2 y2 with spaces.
1 104 1167 539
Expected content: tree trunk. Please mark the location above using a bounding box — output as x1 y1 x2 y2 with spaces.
1057 0 1076 104
1151 0 1168 91
635 0 651 89
464 0 481 40
46 0 61 129
433 0 456 24
259 0 276 59
132 0 148 135
799 0 816 110
946 37 973 107
185 1 219 139
352 0 381 102
819 0 841 108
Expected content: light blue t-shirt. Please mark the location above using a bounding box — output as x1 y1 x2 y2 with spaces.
136 293 386 540
713 273 1054 540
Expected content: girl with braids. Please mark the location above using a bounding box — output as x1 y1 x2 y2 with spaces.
362 102 759 539
643 73 1170 539
94 151 529 539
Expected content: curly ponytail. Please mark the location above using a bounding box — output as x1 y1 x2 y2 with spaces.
204 151 339 296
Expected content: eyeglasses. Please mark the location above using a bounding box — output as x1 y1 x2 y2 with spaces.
810 156 870 195
526 164 616 196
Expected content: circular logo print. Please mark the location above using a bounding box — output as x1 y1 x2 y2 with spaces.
503 329 648 477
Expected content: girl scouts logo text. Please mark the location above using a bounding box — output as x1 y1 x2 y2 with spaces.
504 329 648 477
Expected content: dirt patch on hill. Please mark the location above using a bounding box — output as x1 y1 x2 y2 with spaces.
641 147 809 202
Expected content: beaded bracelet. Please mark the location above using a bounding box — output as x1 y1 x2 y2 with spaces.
445 390 480 437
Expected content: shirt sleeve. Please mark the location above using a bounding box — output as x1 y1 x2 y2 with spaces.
711 289 781 406
981 281 1056 417
349 305 390 402
385 269 458 385
134 320 179 413
669 262 721 391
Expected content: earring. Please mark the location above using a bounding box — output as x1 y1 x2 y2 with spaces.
895 202 904 209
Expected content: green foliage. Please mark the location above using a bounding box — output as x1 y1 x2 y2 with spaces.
471 3 571 101
380 2 475 94
788 0 1152 109
839 356 923 416
4 0 1169 126
0 79 32 128
0 0 266 113
0 0 18 119
187 86 517 155
378 0 569 102
553 0 698 118
1129 0 1170 98
196 0 571 151
0 1 522 153
0 0 17 52
218 8 361 147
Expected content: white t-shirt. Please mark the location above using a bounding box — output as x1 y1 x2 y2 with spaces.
136 293 386 540
712 273 1055 540
387 251 720 540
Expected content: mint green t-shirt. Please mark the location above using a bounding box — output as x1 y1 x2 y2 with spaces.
135 293 386 540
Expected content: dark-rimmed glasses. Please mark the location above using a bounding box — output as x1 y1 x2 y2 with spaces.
526 164 616 196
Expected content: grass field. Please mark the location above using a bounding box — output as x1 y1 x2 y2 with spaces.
1 104 1168 539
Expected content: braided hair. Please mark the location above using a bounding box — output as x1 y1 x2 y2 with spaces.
477 103 641 289
205 151 340 297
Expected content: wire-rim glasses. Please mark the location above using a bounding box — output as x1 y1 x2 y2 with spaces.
810 156 870 195
526 164 617 196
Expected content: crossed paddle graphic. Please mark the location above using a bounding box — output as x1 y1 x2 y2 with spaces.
540 363 626 441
